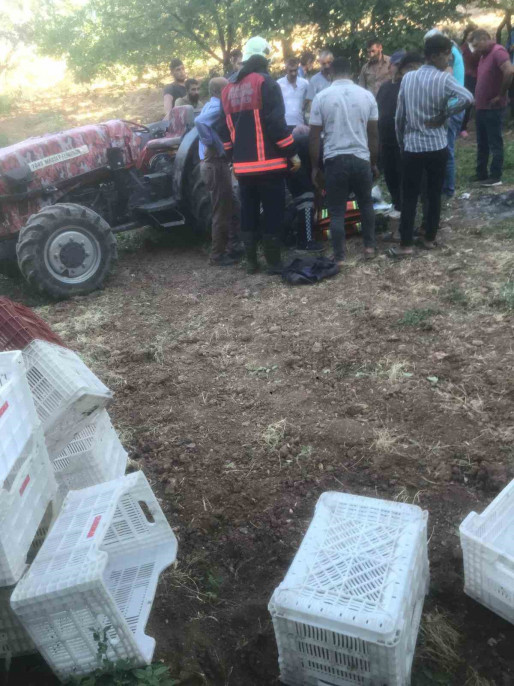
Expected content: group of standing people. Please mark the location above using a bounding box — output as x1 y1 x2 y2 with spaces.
162 27 513 271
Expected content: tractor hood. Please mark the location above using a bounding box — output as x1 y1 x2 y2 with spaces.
0 120 141 236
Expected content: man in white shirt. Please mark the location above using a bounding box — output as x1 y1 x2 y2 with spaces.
309 57 379 264
277 57 309 128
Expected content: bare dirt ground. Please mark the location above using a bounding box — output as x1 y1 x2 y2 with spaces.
2 184 514 685
2 87 514 684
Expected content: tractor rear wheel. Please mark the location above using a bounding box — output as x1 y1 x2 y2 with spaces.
184 159 212 236
16 203 117 298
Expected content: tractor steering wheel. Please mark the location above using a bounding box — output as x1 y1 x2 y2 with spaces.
122 120 151 134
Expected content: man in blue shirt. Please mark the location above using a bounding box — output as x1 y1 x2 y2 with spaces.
195 77 243 266
306 50 334 103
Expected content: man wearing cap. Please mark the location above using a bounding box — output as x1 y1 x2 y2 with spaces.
217 36 300 274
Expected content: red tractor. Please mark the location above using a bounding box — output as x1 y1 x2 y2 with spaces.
0 107 211 297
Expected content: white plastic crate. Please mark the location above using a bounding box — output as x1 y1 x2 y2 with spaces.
11 472 178 681
23 340 113 454
0 350 38 485
0 430 58 586
460 479 514 623
269 492 429 686
0 583 36 658
51 410 127 498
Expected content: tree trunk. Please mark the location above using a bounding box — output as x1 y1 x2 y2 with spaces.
281 37 293 60
496 10 511 45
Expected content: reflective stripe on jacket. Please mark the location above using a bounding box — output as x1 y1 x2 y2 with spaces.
218 72 296 176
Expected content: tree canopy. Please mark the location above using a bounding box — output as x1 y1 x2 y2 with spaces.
34 0 463 81
0 1 35 80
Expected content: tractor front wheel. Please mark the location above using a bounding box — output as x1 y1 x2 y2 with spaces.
16 203 117 298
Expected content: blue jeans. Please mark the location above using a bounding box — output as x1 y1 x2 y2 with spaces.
325 154 375 260
476 108 505 180
442 111 464 197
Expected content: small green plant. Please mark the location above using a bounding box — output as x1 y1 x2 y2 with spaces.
442 285 468 307
398 308 436 327
204 570 223 602
67 627 178 685
70 662 177 685
246 363 278 376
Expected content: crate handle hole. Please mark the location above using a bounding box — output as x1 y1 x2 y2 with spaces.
138 500 155 524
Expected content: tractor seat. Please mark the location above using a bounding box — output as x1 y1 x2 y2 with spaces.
146 136 182 149
166 105 195 138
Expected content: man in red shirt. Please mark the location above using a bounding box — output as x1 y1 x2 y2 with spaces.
471 29 514 186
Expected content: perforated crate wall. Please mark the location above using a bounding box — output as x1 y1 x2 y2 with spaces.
11 472 178 681
269 492 429 686
0 350 39 486
23 340 113 454
0 297 65 352
0 584 36 658
51 410 127 498
460 479 514 624
0 430 57 586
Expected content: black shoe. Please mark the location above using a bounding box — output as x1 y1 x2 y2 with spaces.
469 174 488 182
209 255 238 266
262 235 283 275
481 178 503 187
296 240 324 252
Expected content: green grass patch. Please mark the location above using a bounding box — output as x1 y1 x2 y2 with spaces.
398 308 437 327
441 285 468 307
456 133 514 189
479 221 514 240
492 280 514 310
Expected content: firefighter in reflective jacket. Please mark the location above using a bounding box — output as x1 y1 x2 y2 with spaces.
218 36 301 273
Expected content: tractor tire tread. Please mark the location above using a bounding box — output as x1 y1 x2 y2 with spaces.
17 203 117 298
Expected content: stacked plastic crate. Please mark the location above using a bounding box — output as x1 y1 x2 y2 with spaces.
0 349 57 659
460 479 514 624
0 299 176 679
269 492 429 686
11 472 178 680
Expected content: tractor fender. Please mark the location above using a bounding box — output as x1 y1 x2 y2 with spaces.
174 128 200 206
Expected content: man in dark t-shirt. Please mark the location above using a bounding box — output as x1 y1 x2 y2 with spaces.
164 58 187 118
376 51 423 217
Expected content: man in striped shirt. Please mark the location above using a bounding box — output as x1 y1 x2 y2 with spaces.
394 35 473 255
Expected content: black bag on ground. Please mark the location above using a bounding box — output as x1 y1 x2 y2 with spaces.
282 256 340 285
